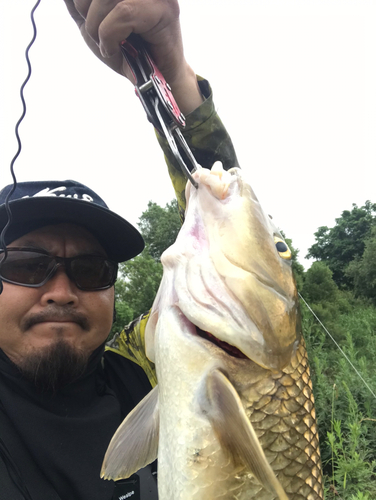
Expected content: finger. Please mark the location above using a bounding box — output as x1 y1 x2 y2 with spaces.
85 0 120 45
98 3 137 58
98 0 167 57
98 0 184 86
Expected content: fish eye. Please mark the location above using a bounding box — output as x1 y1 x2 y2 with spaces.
274 236 292 260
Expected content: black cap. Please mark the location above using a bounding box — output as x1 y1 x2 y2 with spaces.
0 180 144 262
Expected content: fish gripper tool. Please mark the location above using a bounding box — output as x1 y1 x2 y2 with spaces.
120 36 200 188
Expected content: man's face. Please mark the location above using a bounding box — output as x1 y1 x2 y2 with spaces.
0 223 115 372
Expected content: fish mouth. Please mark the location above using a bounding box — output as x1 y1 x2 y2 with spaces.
196 327 248 359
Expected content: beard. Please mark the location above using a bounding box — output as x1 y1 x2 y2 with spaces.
15 339 91 394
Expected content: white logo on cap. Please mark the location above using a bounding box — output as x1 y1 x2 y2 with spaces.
22 186 94 202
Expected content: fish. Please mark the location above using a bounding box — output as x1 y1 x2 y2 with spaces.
101 163 324 500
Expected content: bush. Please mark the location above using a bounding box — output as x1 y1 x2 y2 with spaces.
303 302 376 497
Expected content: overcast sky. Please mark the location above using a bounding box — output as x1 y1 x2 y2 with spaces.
1 1 375 267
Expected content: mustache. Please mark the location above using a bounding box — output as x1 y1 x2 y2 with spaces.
23 307 90 332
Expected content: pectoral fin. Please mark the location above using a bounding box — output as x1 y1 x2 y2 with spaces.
101 385 159 481
204 370 288 500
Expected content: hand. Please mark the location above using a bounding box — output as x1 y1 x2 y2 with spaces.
63 0 203 114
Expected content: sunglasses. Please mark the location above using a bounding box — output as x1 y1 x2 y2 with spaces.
0 247 118 291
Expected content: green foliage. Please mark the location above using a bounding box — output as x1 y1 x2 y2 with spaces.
120 249 163 315
350 494 371 500
325 383 376 498
301 262 347 335
301 218 376 496
302 262 338 304
111 278 134 336
137 199 181 261
306 201 376 288
110 248 163 339
303 301 376 498
346 226 376 304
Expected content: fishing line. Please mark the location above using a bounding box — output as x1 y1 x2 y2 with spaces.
0 0 42 259
299 292 376 401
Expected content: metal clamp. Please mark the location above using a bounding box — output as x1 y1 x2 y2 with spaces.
120 37 200 188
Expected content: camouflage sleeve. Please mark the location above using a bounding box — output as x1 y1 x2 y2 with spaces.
156 77 240 221
105 78 238 385
105 311 158 388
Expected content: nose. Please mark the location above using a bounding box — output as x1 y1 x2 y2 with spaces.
40 267 79 306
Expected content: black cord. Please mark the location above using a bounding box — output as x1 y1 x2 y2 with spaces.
0 1 42 497
0 0 42 259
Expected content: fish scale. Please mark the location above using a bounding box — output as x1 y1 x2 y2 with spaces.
233 339 323 499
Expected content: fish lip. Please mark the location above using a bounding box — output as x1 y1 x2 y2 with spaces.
175 307 251 361
195 326 249 360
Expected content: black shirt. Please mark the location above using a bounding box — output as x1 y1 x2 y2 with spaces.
0 346 158 500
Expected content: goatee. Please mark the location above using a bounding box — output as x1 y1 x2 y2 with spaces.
15 339 90 394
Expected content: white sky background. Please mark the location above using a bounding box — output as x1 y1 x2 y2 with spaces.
0 1 375 268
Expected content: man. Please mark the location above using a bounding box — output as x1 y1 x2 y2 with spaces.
0 1 238 499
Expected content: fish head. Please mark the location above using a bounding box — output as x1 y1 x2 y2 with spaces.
182 164 301 371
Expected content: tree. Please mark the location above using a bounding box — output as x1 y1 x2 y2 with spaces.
302 261 339 304
301 261 343 327
117 249 163 318
306 201 376 288
346 226 376 304
138 200 181 261
111 278 134 336
111 249 164 338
